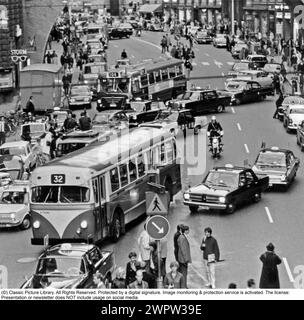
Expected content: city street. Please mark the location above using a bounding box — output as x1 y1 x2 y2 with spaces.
1 30 304 289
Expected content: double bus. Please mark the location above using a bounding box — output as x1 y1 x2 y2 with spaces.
99 58 186 104
30 126 181 245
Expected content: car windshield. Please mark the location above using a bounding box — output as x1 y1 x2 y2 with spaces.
0 191 26 204
57 142 87 155
22 124 45 134
89 56 104 63
283 97 304 105
256 152 286 167
54 113 67 122
226 83 244 91
182 91 200 100
84 65 105 74
93 113 113 124
0 147 26 156
36 257 85 277
31 186 90 203
101 78 130 93
89 42 101 48
290 108 304 114
204 171 238 188
233 63 249 71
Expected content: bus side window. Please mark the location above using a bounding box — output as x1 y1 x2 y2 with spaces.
148 73 155 84
160 140 166 164
119 163 129 187
169 67 176 78
110 167 120 192
137 154 145 177
93 179 99 204
99 176 104 200
129 159 137 182
172 139 177 159
162 68 168 80
152 146 160 166
166 140 174 163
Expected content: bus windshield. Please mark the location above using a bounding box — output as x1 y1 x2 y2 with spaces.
57 142 87 155
32 186 90 203
101 78 129 93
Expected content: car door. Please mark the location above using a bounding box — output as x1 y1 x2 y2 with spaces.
249 82 261 102
236 171 249 205
287 152 299 180
244 170 259 197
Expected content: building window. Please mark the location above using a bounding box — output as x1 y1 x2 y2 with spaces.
0 5 8 29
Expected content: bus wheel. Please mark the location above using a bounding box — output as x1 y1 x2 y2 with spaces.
111 211 122 242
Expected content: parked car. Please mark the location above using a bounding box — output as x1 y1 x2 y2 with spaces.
195 30 212 44
183 164 269 214
223 80 274 105
252 146 299 189
108 26 131 39
228 61 251 77
277 95 304 121
213 34 227 48
119 23 133 36
0 182 30 229
296 120 304 151
69 85 92 109
246 54 268 69
263 63 282 77
21 243 115 289
0 141 37 171
167 88 231 114
283 104 304 133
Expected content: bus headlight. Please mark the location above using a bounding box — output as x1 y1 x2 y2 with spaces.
184 193 190 200
33 221 40 229
80 220 88 229
219 197 226 203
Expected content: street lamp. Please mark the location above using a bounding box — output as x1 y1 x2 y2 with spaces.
231 0 235 35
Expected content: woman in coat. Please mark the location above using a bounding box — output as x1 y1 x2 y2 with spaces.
259 243 282 289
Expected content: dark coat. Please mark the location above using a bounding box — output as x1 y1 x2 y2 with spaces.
125 261 138 286
25 100 35 114
163 271 186 289
259 251 282 289
79 116 91 131
200 236 220 261
173 231 181 260
111 278 126 289
177 234 191 264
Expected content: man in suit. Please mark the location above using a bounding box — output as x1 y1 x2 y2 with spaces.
173 224 182 261
128 270 149 289
177 225 192 288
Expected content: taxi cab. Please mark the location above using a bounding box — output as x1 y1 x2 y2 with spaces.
21 243 115 289
252 146 300 189
0 182 30 229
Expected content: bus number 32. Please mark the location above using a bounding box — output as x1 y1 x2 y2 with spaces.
51 174 66 184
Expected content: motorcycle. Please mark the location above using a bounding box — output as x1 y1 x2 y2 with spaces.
209 132 223 158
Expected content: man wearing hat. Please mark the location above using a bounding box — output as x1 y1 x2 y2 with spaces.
259 243 282 289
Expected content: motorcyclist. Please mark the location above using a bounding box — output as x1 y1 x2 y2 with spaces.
207 116 223 149
121 49 128 59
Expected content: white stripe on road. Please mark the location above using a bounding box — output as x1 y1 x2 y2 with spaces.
192 62 197 66
133 37 161 51
227 62 235 65
205 53 210 56
237 123 242 131
264 207 274 223
231 107 235 114
201 62 210 66
244 143 250 153
113 44 119 48
283 257 295 283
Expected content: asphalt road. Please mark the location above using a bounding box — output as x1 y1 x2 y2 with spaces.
1 31 304 289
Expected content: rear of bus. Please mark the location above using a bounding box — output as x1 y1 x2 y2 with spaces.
30 166 96 245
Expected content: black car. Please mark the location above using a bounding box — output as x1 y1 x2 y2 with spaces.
167 89 231 115
183 165 269 214
223 80 274 105
108 24 133 39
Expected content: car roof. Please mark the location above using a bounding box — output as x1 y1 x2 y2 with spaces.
0 141 28 148
260 147 290 154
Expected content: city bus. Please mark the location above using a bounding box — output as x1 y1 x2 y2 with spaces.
99 57 186 104
30 126 181 245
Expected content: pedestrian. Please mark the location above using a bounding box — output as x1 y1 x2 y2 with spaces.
149 241 159 279
78 112 91 131
165 33 171 52
160 237 168 278
138 223 151 272
259 243 282 289
273 72 281 95
63 113 77 131
121 49 128 59
228 283 237 289
273 92 284 119
62 73 70 96
161 36 167 54
47 34 52 50
177 225 191 288
163 261 186 289
0 116 7 146
247 279 256 288
45 51 52 64
24 96 35 115
184 59 192 80
49 124 58 159
51 50 58 64
173 224 182 261
128 270 149 289
189 34 193 49
92 271 106 288
200 227 220 289
125 251 139 287
112 267 126 289
137 261 156 288
170 45 177 58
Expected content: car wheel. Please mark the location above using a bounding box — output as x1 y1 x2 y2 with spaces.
21 216 31 230
253 192 261 203
189 205 198 214
286 127 291 133
217 105 224 113
226 202 236 214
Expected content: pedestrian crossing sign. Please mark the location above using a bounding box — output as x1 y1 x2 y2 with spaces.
146 191 168 216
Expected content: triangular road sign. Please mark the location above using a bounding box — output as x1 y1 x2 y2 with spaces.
146 193 167 215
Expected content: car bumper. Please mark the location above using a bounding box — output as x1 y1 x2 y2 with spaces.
183 200 227 210
268 180 289 186
31 237 94 245
0 220 22 228
69 101 91 106
287 124 298 130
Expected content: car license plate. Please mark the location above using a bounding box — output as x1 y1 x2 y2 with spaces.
200 206 210 210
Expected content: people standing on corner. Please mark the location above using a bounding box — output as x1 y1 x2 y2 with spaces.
0 116 7 146
259 242 282 289
177 225 192 288
200 227 220 289
138 223 151 272
112 267 126 289
173 224 182 261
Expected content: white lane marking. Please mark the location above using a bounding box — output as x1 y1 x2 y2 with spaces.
133 37 161 51
283 257 295 283
131 54 135 58
264 207 274 223
227 62 235 65
214 59 223 68
244 143 250 153
205 53 210 56
231 107 235 114
189 264 207 282
113 44 119 48
201 62 210 66
192 62 197 66
237 123 242 131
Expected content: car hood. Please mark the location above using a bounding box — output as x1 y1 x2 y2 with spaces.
252 165 286 174
0 204 26 213
188 184 231 195
288 114 304 123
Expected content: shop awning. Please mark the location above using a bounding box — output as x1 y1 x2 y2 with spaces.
139 4 162 14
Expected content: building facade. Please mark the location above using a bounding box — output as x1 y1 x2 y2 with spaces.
0 0 23 67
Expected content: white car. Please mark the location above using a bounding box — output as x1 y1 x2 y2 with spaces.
283 104 304 133
226 70 273 89
213 34 227 48
0 182 30 229
0 141 37 171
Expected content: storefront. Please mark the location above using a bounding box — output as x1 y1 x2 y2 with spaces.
138 3 163 20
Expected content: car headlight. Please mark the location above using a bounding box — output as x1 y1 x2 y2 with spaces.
98 99 102 103
280 175 286 181
289 118 293 124
70 98 75 102
219 197 226 203
231 94 235 100
84 98 89 102
80 220 88 229
84 80 88 84
33 221 40 229
10 213 16 220
184 193 190 200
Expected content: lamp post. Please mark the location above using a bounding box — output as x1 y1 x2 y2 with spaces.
231 0 235 35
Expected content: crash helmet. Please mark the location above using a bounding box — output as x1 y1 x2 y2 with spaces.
211 116 216 122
